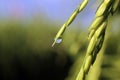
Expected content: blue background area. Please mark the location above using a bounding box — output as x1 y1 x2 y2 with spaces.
0 0 100 27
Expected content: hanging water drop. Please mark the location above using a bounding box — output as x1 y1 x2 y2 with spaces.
56 38 62 43
52 38 62 47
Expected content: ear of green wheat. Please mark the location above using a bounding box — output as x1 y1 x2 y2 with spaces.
52 0 120 80
52 0 88 47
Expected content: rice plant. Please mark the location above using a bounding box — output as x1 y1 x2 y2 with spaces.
53 0 120 80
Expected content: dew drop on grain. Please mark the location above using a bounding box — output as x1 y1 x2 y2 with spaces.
56 38 62 43
52 38 62 47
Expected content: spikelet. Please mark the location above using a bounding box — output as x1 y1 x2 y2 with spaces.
96 0 113 17
111 0 120 14
78 0 88 11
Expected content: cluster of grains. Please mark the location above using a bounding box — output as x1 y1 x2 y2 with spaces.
53 0 120 80
76 0 120 80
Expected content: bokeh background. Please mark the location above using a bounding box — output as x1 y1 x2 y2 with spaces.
0 0 120 80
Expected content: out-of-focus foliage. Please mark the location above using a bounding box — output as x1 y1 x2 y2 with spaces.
0 18 72 80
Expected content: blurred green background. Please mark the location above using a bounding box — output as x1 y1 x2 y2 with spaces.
0 0 120 80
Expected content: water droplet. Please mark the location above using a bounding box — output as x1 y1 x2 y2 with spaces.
52 38 62 47
55 38 62 43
